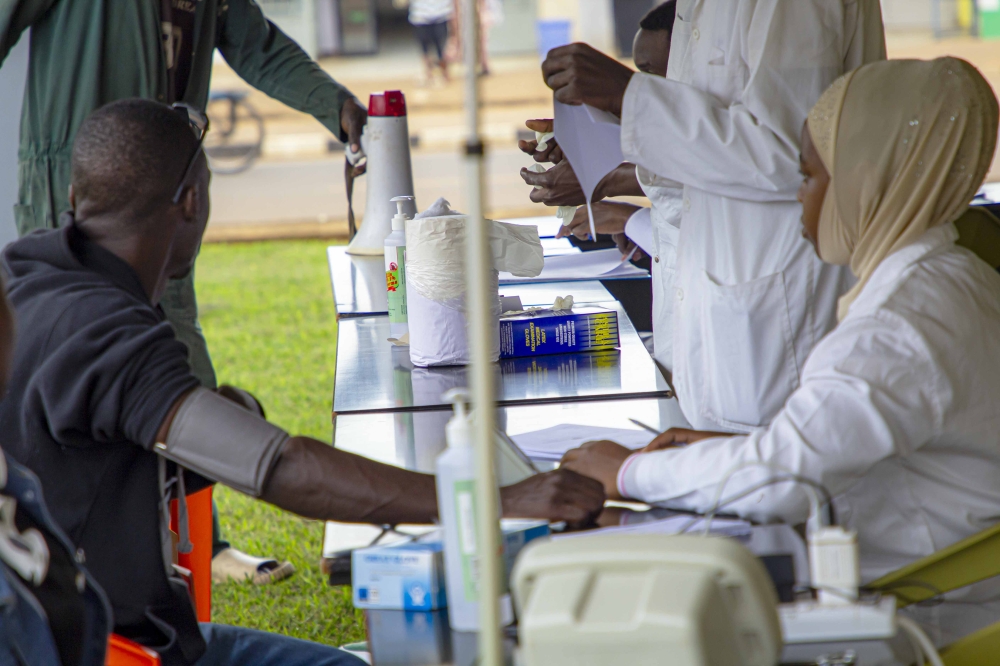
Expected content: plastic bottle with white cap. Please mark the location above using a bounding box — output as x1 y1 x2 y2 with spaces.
384 195 414 339
436 388 513 631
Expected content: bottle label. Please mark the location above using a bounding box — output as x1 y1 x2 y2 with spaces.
385 246 407 324
454 479 479 602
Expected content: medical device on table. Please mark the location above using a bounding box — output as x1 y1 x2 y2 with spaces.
511 462 947 666
347 90 417 256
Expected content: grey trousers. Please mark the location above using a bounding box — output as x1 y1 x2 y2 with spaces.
160 270 218 390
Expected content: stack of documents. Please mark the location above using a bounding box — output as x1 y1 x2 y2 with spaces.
499 248 648 284
555 514 753 541
510 423 653 463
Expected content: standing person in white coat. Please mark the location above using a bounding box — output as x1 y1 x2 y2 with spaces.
562 56 1000 645
542 1 885 432
520 0 685 381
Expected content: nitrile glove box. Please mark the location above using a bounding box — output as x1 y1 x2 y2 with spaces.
352 521 549 611
352 541 447 611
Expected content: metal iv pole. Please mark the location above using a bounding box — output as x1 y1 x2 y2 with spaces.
461 0 504 664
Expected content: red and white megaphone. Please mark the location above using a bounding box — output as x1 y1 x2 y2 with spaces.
347 90 418 255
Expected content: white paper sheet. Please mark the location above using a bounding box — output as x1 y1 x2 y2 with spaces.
553 514 753 540
498 248 647 284
510 423 653 462
554 101 624 240
624 208 655 257
541 237 578 256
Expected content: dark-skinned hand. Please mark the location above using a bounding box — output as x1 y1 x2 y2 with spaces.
499 468 606 527
560 440 634 501
517 119 564 164
340 97 368 155
641 428 734 453
556 200 640 240
216 384 265 418
612 233 644 263
520 160 587 206
542 43 635 116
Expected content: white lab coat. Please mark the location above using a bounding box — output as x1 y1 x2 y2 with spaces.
624 171 683 375
620 0 885 432
618 225 1000 644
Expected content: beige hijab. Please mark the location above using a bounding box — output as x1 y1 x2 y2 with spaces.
806 57 999 320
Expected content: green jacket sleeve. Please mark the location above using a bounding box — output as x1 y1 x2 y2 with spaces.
0 0 57 65
217 0 356 141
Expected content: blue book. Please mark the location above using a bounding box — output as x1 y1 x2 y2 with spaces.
499 306 620 358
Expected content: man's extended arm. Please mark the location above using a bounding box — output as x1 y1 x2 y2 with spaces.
157 388 606 526
216 0 361 144
0 0 56 66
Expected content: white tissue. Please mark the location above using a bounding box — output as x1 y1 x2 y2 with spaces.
405 200 544 366
346 144 365 166
535 131 555 152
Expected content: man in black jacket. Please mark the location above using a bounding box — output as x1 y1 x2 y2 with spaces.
0 99 605 665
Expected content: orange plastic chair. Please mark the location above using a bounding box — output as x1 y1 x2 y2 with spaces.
105 486 213 664
170 486 214 622
105 634 159 666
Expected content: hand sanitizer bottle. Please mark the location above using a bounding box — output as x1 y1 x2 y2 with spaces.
384 195 413 339
436 388 512 631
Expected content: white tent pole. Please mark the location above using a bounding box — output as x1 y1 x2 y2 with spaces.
461 0 503 663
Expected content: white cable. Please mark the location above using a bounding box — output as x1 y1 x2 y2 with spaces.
897 615 945 666
702 460 827 536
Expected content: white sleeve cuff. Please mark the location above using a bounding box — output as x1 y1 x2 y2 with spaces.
616 452 646 500
619 74 649 166
624 207 654 256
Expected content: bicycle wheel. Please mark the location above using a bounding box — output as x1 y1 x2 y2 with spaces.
205 94 265 175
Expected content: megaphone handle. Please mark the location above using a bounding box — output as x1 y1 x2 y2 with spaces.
344 157 366 240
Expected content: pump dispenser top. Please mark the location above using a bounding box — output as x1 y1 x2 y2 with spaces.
390 195 415 232
443 388 472 448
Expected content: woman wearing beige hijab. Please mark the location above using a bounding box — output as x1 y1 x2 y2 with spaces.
562 57 1000 643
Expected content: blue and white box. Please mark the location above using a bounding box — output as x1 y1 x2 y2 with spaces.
352 541 447 611
352 520 549 611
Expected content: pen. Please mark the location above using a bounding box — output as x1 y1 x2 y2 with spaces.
629 418 660 435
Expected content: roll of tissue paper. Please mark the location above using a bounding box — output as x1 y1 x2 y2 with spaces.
405 198 543 366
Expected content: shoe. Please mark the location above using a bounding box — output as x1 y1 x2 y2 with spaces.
211 547 296 585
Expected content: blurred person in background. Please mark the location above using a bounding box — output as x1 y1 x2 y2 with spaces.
407 0 454 84
0 0 369 586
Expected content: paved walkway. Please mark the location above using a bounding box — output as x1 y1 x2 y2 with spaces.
206 31 1000 242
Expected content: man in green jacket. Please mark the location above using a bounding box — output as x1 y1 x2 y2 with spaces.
0 0 368 584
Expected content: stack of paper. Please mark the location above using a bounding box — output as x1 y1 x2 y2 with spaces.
510 423 653 462
555 514 753 541
541 237 578 257
499 248 647 284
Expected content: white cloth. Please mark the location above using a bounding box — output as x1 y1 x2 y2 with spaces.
620 0 885 432
619 225 1000 642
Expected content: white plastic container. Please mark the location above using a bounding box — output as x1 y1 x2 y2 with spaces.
435 388 512 631
384 195 413 339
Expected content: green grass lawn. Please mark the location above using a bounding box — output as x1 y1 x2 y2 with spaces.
195 239 365 646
